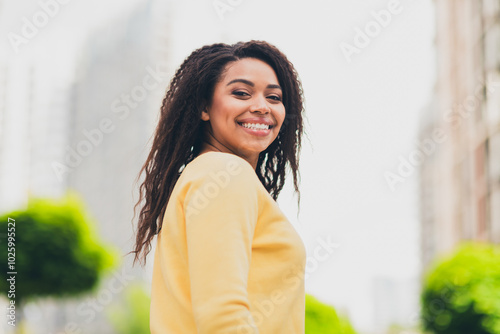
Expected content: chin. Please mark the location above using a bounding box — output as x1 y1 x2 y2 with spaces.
237 146 268 156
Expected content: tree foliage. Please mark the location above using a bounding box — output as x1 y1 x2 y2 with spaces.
107 283 150 334
0 191 117 304
421 242 500 334
306 293 357 334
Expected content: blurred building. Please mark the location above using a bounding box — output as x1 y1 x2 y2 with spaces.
0 53 73 213
419 0 500 270
0 0 175 333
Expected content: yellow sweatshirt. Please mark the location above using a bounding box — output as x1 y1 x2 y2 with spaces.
150 151 307 334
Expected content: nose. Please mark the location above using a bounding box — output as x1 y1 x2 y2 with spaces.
249 95 271 114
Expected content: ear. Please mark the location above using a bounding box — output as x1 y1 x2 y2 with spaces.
201 109 210 121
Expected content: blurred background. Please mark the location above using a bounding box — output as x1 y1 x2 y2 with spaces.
0 0 499 333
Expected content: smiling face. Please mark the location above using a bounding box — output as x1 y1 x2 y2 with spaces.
200 57 286 166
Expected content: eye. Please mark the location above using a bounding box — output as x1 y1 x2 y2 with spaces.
232 91 250 97
267 95 282 102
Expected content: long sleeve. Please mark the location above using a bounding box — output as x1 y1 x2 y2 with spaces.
150 151 306 333
182 157 260 334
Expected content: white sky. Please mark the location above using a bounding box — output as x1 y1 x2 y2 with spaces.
1 0 435 332
163 0 435 331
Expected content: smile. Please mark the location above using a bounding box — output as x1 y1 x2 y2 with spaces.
237 122 273 130
236 122 273 136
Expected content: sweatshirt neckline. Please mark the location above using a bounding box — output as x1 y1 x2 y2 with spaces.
193 151 255 170
195 151 242 160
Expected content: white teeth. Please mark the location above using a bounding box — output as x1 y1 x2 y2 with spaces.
240 122 270 130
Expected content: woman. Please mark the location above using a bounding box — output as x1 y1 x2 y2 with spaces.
133 40 307 333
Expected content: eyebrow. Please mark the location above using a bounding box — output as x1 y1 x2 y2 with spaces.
226 79 281 90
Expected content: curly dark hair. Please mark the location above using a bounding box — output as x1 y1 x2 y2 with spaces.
132 40 306 265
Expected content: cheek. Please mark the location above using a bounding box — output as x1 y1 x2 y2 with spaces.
215 99 243 119
210 103 232 124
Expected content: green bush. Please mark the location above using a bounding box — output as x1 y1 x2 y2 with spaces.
421 242 500 334
0 191 118 304
107 283 151 334
306 294 357 334
106 290 356 334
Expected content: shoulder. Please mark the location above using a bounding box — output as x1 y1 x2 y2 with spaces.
176 152 259 195
177 153 262 215
183 152 255 181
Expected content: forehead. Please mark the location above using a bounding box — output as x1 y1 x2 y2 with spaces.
219 58 279 84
